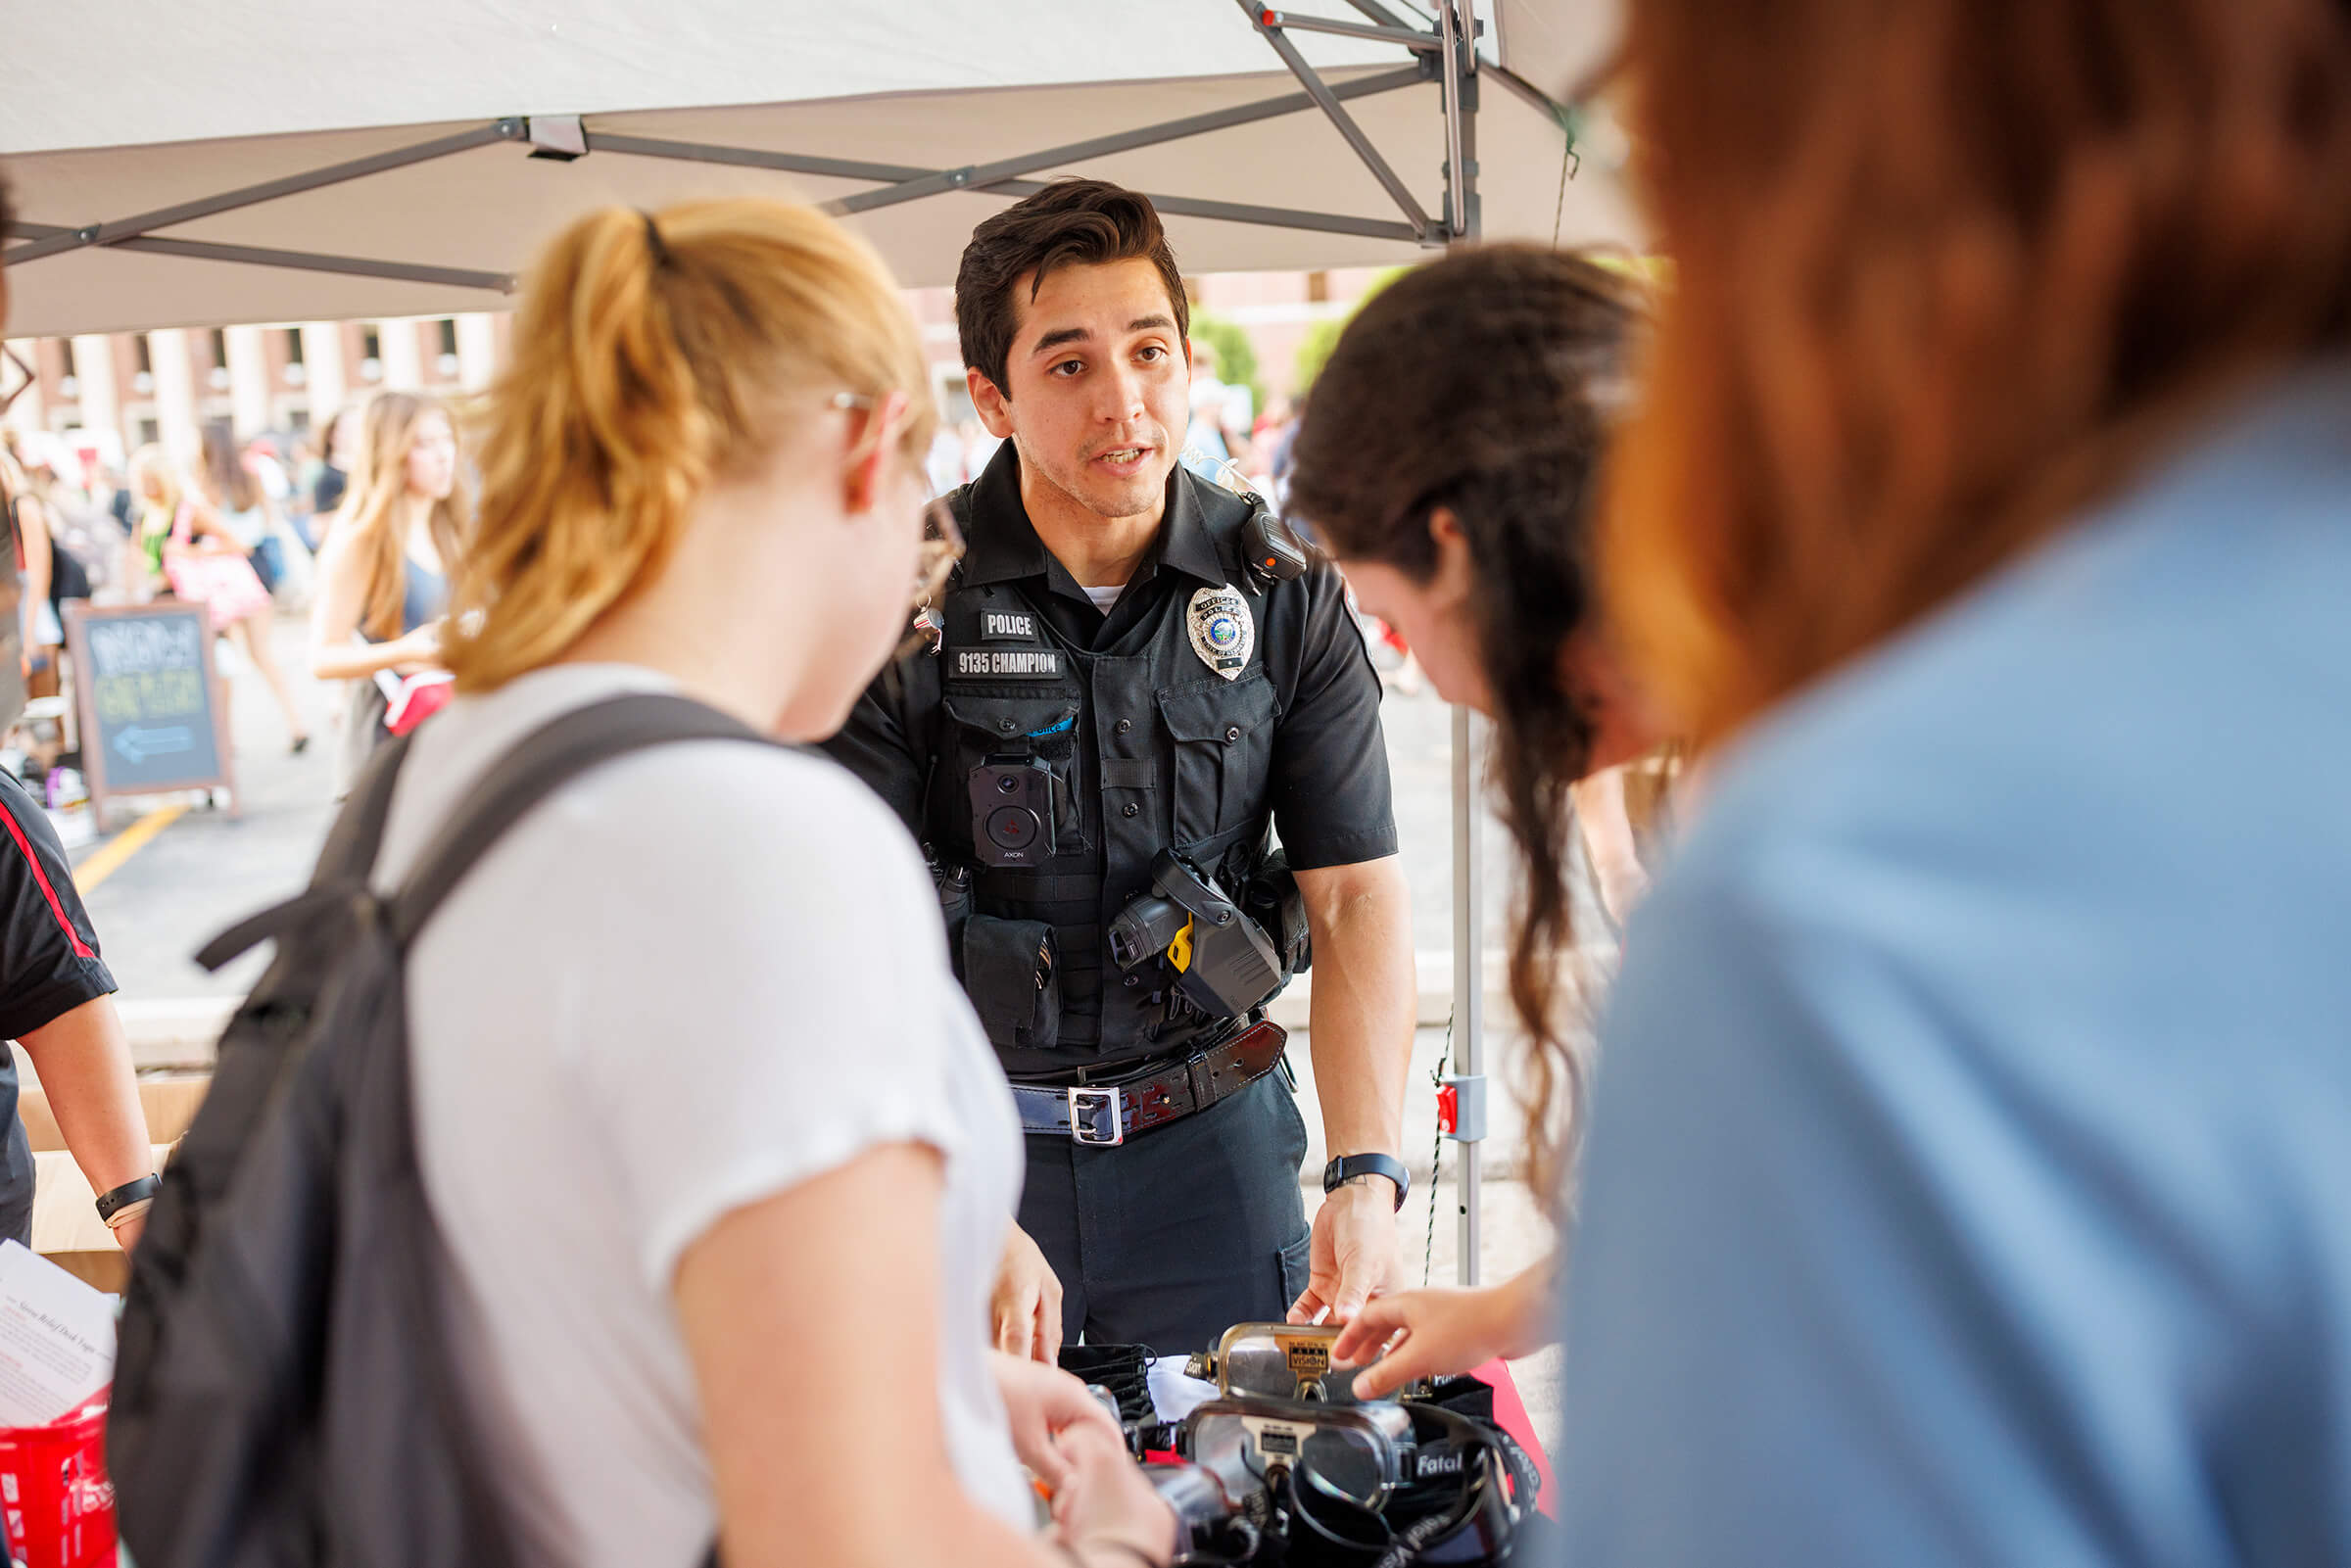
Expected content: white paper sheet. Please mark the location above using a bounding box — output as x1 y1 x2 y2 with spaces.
0 1242 115 1427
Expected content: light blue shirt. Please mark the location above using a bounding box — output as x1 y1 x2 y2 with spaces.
1556 362 2351 1566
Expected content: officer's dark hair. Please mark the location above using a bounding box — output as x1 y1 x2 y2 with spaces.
955 179 1189 395
1285 245 1643 1204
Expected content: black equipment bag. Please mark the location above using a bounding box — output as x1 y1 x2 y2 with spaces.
109 692 773 1568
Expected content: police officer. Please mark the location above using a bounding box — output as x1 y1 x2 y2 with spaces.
826 180 1415 1356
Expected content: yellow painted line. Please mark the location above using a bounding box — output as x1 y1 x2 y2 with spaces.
74 804 188 894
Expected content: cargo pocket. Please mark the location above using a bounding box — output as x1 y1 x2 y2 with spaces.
1277 1232 1314 1309
941 694 1085 852
961 915 1061 1052
1157 672 1279 848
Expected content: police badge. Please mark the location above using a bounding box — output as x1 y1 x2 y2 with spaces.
1187 586 1255 681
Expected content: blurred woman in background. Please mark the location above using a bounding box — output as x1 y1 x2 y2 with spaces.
1559 1 2351 1560
196 423 284 595
123 445 178 601
307 391 465 794
129 440 310 754
178 423 310 752
2 443 69 700
303 401 360 547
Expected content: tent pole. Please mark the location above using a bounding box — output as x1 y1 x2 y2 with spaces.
1241 0 1434 237
2 220 511 297
106 236 509 294
1440 0 1487 1289
0 120 524 269
1256 11 1441 52
579 135 934 185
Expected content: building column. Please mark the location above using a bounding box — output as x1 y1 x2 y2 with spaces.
455 313 500 392
0 340 42 437
225 326 271 438
376 318 422 391
148 330 200 458
68 337 120 439
301 322 347 421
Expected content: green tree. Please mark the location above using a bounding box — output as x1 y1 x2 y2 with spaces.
1292 266 1414 400
1187 309 1265 416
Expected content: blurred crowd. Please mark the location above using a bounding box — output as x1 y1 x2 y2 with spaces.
0 390 464 793
2 322 1396 823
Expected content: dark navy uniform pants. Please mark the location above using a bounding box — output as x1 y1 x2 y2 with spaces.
1020 1072 1312 1356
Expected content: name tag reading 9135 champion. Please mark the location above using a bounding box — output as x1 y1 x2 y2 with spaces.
955 648 1064 680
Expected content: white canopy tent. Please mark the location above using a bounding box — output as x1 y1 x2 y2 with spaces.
3 0 1634 1281
1 0 1631 335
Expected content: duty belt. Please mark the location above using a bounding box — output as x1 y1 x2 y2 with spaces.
1011 1021 1290 1147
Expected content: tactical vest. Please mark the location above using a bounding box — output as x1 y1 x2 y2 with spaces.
924 485 1288 1079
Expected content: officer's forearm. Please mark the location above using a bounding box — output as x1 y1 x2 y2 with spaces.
1294 858 1415 1162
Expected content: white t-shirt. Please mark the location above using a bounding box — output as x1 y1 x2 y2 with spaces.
372 663 1032 1567
1082 584 1123 614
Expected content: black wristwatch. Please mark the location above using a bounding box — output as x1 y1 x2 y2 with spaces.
1322 1153 1409 1212
94 1172 160 1223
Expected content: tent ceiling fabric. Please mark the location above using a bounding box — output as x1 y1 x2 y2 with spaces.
1 1 1635 337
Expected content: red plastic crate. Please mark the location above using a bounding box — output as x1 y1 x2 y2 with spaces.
0 1393 116 1568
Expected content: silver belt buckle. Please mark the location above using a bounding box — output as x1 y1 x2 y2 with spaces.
1068 1085 1126 1147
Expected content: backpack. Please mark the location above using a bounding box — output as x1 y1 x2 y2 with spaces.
110 692 774 1568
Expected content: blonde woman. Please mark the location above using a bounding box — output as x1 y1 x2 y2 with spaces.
372 202 1175 1568
123 445 179 601
1 445 65 695
306 391 466 792
123 443 311 752
178 424 310 752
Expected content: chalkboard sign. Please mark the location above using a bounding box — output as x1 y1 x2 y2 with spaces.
64 602 237 825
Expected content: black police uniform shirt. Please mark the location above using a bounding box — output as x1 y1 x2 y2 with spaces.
0 770 118 1244
824 441 1397 1075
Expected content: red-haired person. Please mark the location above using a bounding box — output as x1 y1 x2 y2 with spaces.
1563 1 2351 1560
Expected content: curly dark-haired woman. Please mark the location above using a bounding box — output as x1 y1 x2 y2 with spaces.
1282 245 1654 1394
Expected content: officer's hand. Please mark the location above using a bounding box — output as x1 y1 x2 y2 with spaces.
1287 1178 1405 1326
992 1223 1065 1363
988 1350 1120 1493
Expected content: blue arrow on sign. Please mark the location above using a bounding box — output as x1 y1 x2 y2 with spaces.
113 725 195 766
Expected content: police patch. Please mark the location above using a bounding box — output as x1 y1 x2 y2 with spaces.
981 611 1037 641
953 648 1063 680
1186 586 1255 681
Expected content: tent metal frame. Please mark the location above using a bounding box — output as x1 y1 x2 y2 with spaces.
3 6 1562 303
6 0 1556 1283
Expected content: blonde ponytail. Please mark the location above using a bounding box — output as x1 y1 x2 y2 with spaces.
446 200 936 691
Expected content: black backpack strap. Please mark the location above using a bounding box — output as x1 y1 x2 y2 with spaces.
389 691 775 947
193 732 418 973
317 729 420 886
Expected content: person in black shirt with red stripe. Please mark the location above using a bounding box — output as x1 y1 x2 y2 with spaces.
0 167 158 1253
